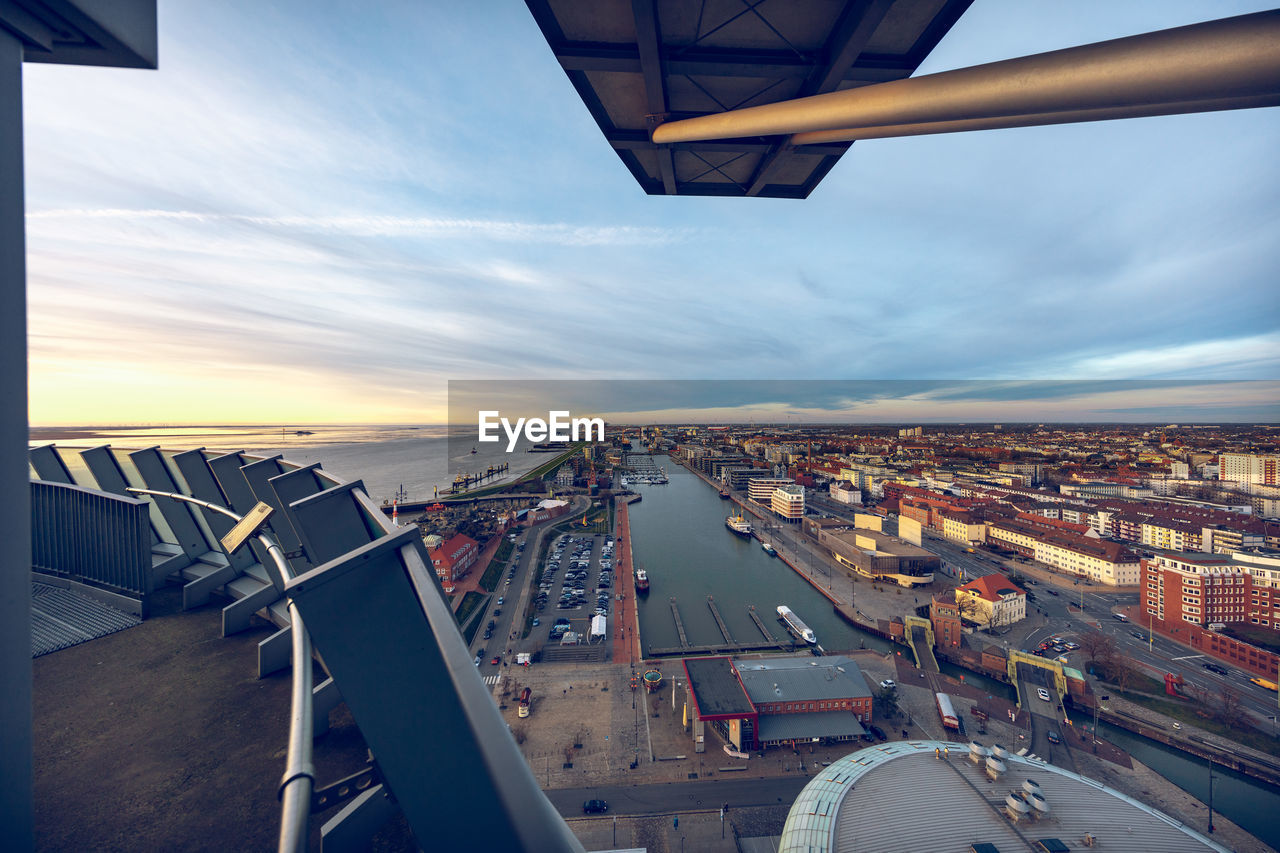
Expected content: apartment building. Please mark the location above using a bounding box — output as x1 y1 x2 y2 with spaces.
747 477 794 504
1220 453 1280 487
772 485 806 521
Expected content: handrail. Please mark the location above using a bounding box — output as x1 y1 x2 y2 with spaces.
126 487 314 853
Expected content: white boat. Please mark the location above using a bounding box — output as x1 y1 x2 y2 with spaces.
761 542 776 556
725 512 752 536
777 605 816 644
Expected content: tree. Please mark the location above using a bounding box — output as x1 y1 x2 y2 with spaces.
1079 630 1117 668
1212 687 1246 728
955 591 988 627
875 686 900 719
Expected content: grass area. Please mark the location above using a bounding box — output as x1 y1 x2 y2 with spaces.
517 444 585 483
454 590 486 628
1117 690 1280 756
463 609 485 646
477 539 516 592
1218 624 1280 655
1092 661 1166 695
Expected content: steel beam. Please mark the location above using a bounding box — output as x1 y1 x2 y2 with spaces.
653 11 1280 145
0 30 31 849
631 0 676 194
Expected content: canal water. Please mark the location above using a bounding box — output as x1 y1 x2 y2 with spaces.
629 460 895 656
626 454 1280 845
1097 720 1280 850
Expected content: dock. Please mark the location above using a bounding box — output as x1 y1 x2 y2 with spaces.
669 598 689 648
706 596 734 644
747 605 777 643
649 598 798 657
647 640 801 658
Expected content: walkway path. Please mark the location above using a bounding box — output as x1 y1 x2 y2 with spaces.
613 498 642 666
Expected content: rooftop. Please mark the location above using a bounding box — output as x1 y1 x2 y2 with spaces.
780 740 1230 853
683 655 756 718
735 655 872 704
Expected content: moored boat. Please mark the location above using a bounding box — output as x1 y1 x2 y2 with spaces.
635 568 649 593
725 512 752 536
777 605 817 644
761 542 776 556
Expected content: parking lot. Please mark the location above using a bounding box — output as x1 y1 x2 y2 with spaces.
528 533 617 652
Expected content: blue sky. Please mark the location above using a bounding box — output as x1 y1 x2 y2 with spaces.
22 1 1280 424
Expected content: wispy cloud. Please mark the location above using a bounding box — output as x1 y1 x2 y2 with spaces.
28 208 689 247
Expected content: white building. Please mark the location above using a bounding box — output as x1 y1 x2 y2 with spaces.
955 575 1027 629
748 477 794 504
772 485 805 522
829 481 862 505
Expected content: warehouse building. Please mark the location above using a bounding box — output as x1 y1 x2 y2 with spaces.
680 654 872 753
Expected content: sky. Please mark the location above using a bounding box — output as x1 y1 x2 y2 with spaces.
21 1 1280 426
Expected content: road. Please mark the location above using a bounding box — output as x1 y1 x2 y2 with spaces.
804 494 1280 726
1014 662 1074 771
545 776 811 817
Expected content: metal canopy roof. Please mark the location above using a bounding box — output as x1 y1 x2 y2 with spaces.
525 0 972 198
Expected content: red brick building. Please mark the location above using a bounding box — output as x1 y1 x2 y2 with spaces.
1140 552 1280 679
426 533 479 583
930 594 963 648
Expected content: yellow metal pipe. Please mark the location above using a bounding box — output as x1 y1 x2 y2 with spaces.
651 11 1280 144
791 92 1280 144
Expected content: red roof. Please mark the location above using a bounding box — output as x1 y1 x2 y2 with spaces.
959 574 1026 603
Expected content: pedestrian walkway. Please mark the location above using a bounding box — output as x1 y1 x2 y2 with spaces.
484 674 501 685
612 499 642 666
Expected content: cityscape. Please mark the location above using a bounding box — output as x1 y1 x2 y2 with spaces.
7 2 1280 853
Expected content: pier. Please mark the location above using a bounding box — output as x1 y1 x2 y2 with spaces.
669 598 689 648
706 596 734 644
747 605 777 643
647 640 800 658
444 462 510 494
649 598 798 658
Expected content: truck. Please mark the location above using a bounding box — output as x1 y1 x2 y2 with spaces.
935 692 960 730
518 687 532 718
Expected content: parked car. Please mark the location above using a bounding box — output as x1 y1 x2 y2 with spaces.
583 799 609 814
1036 687 1051 702
1046 731 1061 744
879 679 896 689
1046 588 1059 596
868 724 887 742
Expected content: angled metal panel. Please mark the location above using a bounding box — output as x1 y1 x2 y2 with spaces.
285 528 585 853
172 449 255 571
237 455 312 586
287 480 386 568
206 451 259 515
28 444 74 484
129 447 209 560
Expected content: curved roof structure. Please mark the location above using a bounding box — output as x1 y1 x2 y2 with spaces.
780 740 1230 853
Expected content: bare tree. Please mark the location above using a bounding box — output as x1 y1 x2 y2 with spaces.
955 592 987 626
1213 687 1246 728
1079 630 1117 668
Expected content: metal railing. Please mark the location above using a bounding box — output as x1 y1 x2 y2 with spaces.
126 487 314 853
31 480 151 599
